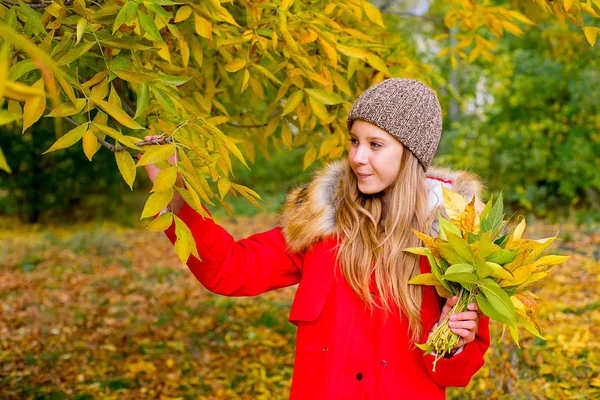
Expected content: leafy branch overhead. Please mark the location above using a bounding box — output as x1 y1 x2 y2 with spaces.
0 0 598 261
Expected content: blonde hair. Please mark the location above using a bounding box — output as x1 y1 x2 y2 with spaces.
336 149 430 342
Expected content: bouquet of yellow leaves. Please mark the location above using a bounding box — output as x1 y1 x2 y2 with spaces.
405 187 570 371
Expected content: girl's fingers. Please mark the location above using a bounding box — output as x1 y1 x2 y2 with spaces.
450 311 479 322
448 320 477 331
467 302 480 312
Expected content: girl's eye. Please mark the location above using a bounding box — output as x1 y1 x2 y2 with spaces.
350 138 358 145
371 142 382 149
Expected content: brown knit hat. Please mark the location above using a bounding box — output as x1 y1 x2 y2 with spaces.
346 78 443 171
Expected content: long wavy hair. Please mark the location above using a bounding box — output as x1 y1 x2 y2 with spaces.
335 148 430 341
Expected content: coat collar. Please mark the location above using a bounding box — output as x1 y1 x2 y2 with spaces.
278 160 484 253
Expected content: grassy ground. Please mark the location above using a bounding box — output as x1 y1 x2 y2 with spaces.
0 214 598 399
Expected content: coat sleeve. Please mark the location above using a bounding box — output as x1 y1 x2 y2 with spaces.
417 256 491 387
163 203 303 296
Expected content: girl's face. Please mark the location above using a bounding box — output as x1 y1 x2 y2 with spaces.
348 120 404 195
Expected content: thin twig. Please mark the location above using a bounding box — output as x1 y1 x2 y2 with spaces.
389 11 444 24
45 106 172 152
226 121 270 128
1 0 51 8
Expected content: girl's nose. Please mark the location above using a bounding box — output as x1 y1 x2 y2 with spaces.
351 146 368 165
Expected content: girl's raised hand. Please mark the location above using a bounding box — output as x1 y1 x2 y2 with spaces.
437 296 481 351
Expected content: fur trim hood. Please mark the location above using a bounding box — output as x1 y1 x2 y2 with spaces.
279 160 484 253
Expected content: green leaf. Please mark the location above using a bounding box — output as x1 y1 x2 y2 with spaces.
442 272 479 285
402 247 431 256
150 85 177 116
445 232 474 263
438 215 461 240
152 166 177 192
486 262 514 280
135 82 150 119
111 68 157 84
479 194 493 222
0 146 12 173
516 313 545 340
487 249 519 265
20 1 45 35
113 1 139 33
56 41 97 66
282 90 304 116
43 123 88 154
408 273 440 286
304 88 344 105
100 37 154 50
445 263 474 275
147 72 192 86
138 10 164 42
147 211 174 231
251 64 282 84
476 231 500 259
481 191 504 233
479 278 516 322
438 243 463 265
141 188 174 219
476 292 513 325
137 144 175 166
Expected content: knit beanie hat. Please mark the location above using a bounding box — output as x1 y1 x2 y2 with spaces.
346 78 443 171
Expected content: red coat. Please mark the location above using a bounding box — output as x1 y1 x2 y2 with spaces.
164 203 490 399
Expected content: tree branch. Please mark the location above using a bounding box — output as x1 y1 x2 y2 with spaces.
45 106 172 153
226 121 270 128
389 11 444 25
1 0 52 8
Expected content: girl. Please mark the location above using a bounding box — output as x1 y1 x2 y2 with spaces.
144 78 490 399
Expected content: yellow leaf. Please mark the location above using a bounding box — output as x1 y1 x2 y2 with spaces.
303 145 317 170
513 216 527 240
305 88 344 105
365 53 390 75
76 18 86 45
179 37 190 68
331 70 351 96
363 1 385 28
141 188 174 219
583 27 598 47
96 100 144 129
154 41 172 63
318 37 337 63
175 5 192 23
22 78 46 133
147 212 174 231
137 144 175 166
281 123 292 149
82 129 97 161
224 58 246 73
308 96 328 121
151 166 177 192
194 14 212 39
47 98 86 117
174 215 196 263
509 11 535 26
460 196 476 234
90 77 109 102
115 149 136 190
252 64 282 84
282 0 295 9
218 178 231 199
43 122 88 154
282 90 304 116
0 146 12 173
564 0 573 12
241 69 250 93
441 185 469 221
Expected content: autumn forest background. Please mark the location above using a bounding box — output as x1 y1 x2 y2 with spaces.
1 0 599 398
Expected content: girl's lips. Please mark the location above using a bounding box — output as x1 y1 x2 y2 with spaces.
357 173 372 179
